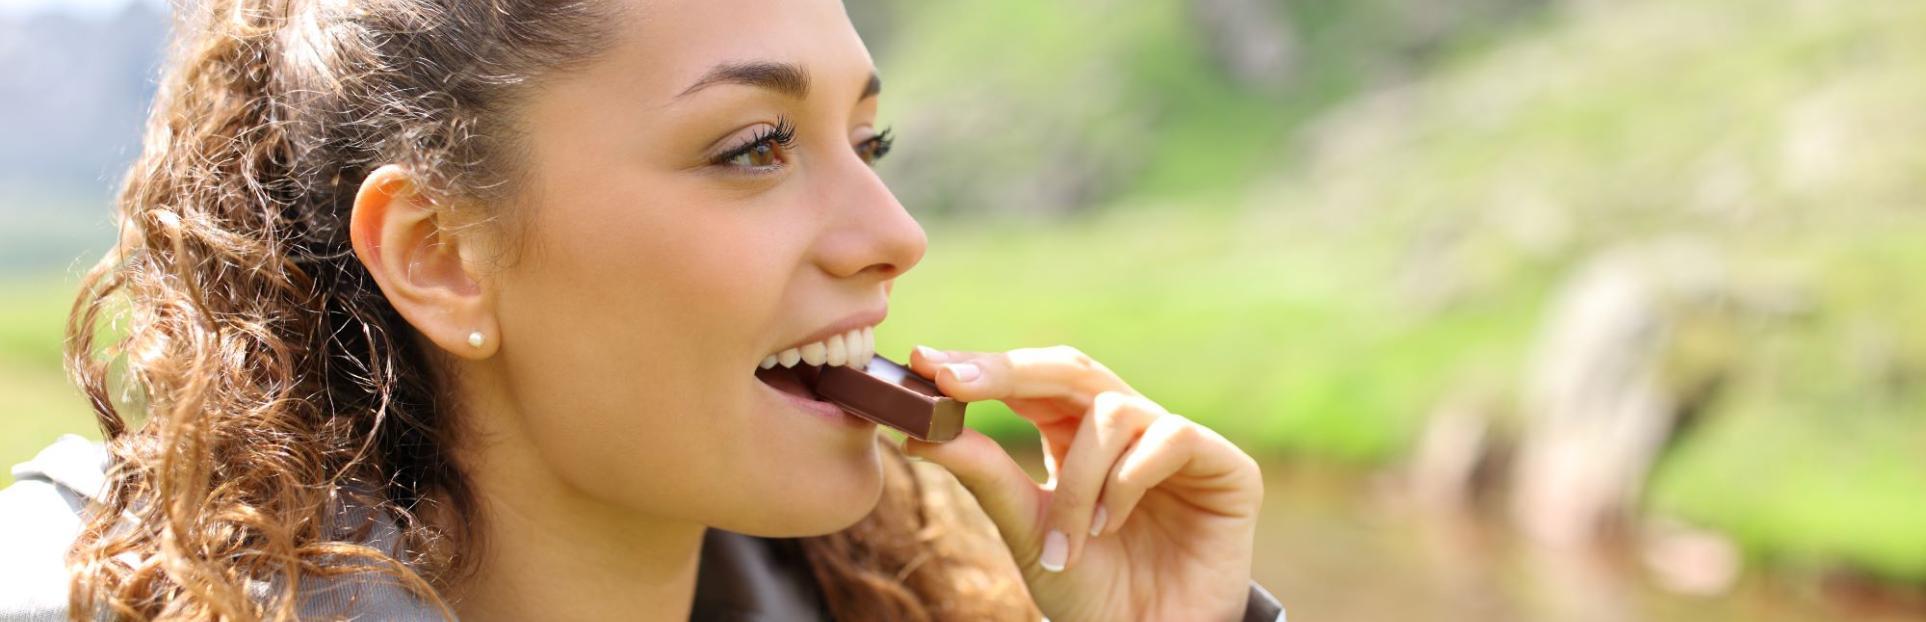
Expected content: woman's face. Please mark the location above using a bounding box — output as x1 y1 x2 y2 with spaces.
482 0 924 536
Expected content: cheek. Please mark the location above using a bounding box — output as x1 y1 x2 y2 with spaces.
490 180 883 531
497 188 768 462
517 172 775 375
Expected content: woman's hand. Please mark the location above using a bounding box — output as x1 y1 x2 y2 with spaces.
902 345 1264 622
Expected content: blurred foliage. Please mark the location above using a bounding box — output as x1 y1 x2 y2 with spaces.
866 0 1926 582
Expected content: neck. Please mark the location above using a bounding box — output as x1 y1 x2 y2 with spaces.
453 478 707 622
447 366 706 622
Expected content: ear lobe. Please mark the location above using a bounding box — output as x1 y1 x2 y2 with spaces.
349 164 499 358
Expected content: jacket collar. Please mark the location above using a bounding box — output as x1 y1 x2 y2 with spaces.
693 529 831 621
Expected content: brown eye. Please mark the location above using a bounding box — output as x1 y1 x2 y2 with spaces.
732 141 781 168
856 128 894 166
714 117 797 171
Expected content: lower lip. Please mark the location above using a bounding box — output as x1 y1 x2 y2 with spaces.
763 382 875 429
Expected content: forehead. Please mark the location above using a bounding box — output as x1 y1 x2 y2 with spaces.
600 0 875 104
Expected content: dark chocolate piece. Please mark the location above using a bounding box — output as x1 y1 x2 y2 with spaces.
807 355 967 442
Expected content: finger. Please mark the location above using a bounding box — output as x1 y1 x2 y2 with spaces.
1047 391 1164 572
1093 413 1258 536
901 429 1048 566
911 346 1114 465
911 345 1138 409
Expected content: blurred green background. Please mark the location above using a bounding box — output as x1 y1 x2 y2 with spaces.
4 0 1924 619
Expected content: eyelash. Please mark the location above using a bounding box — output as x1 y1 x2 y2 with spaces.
711 117 798 170
709 121 898 172
857 128 894 166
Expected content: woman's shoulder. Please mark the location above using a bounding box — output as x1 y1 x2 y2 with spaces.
0 435 442 621
0 434 105 621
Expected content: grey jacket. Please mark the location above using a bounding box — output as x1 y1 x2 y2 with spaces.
1 435 1285 621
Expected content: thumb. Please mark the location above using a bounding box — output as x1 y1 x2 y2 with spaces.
903 429 1046 562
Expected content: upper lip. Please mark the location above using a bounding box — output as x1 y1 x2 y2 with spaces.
768 306 888 357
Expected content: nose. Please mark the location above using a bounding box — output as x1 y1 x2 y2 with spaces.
812 153 927 281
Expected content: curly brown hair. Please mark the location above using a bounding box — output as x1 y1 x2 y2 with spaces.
61 1 1034 619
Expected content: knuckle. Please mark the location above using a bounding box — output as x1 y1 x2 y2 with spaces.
1046 344 1095 369
1221 435 1263 476
1240 452 1264 480
1051 486 1091 514
1095 411 1132 441
1161 417 1201 446
1126 394 1168 417
1111 464 1150 492
1091 391 1133 429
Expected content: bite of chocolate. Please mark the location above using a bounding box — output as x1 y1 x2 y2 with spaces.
803 354 967 442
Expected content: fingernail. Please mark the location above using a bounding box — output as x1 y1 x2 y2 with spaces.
1040 530 1068 572
914 345 948 363
1089 506 1108 537
943 363 980 383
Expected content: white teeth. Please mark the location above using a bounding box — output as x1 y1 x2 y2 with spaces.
760 325 881 372
842 329 864 368
825 333 847 366
844 328 866 369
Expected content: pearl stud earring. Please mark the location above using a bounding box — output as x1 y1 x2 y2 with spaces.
467 331 486 349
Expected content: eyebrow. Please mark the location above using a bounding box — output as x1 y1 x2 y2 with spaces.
677 60 882 101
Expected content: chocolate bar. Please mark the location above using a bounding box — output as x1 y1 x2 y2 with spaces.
806 354 968 442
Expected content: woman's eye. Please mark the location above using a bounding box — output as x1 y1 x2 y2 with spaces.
713 118 796 171
729 141 781 168
856 128 894 166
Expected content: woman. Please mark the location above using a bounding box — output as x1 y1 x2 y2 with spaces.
0 0 1281 620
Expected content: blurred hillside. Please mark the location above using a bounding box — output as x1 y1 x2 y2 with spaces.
0 1 166 272
2 0 1923 607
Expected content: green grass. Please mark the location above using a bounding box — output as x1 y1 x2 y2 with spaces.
1645 227 1926 582
878 207 1550 462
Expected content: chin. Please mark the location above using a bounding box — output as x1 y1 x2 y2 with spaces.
725 444 886 537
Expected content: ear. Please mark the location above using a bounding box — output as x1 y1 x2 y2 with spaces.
349 164 499 359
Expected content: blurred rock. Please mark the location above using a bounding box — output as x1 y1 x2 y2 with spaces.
1406 390 1504 511
1508 240 1729 548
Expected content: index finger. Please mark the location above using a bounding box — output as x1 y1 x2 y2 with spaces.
909 345 1139 409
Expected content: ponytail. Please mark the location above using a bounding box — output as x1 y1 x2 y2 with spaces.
66 1 608 617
